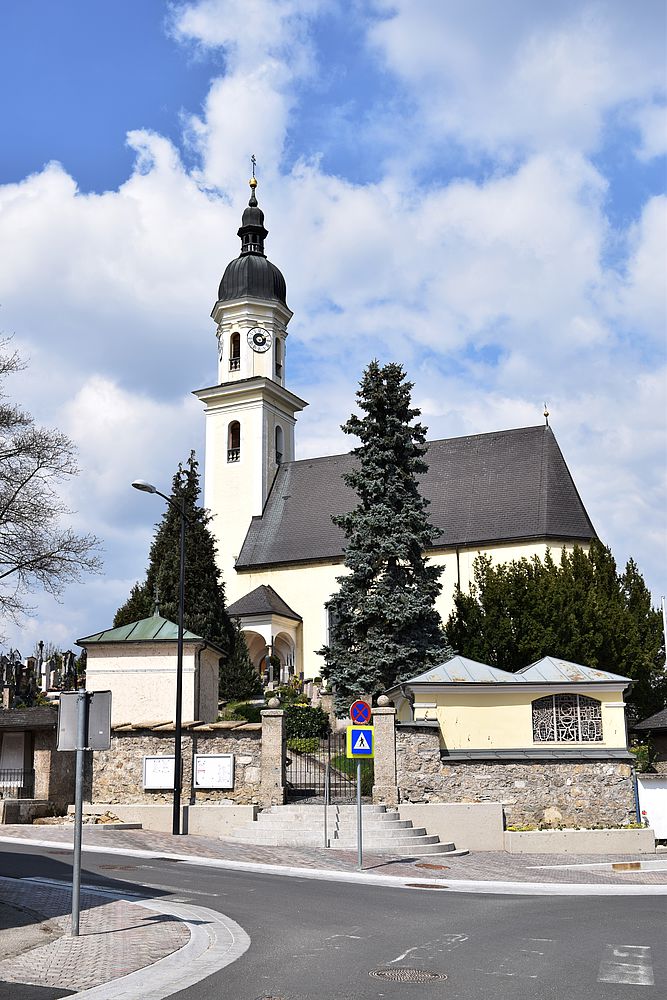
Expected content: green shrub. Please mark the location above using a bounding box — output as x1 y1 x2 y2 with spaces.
284 703 330 740
630 740 657 773
286 737 321 753
331 754 374 796
234 703 263 723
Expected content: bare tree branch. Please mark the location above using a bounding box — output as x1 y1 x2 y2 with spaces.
0 338 102 638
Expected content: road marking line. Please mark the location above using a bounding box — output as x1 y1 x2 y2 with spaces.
479 937 555 979
598 944 654 986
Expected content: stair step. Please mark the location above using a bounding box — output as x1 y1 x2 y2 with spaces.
254 816 412 830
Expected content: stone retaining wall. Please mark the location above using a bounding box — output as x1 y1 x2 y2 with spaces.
396 726 636 827
92 727 262 806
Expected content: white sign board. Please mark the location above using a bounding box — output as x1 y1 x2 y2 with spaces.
193 754 234 789
143 755 175 790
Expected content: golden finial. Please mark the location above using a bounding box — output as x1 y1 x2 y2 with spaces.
543 402 550 427
249 153 258 190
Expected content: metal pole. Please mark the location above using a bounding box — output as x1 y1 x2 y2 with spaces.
172 497 186 836
324 761 330 848
71 690 87 936
356 760 363 871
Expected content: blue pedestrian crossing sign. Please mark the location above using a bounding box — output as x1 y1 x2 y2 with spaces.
346 725 375 758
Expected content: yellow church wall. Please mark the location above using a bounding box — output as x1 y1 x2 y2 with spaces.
234 538 588 679
429 538 586 624
412 688 627 750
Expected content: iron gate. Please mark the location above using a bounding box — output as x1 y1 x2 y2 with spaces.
285 731 373 802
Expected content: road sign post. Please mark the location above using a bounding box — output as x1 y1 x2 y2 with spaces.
58 690 111 937
346 721 375 871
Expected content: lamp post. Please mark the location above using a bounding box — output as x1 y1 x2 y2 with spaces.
132 479 186 836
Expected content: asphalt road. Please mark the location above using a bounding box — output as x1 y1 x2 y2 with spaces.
1 844 666 1000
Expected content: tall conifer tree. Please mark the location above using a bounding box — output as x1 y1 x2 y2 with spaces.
320 361 452 710
115 453 232 649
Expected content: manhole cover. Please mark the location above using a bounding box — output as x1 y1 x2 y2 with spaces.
97 864 138 871
370 968 447 983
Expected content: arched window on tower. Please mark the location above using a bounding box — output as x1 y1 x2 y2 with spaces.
229 333 241 371
275 338 283 378
228 421 241 463
275 425 284 465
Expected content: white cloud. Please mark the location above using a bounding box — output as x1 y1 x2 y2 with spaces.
632 102 667 161
368 0 666 155
611 195 667 343
0 0 664 650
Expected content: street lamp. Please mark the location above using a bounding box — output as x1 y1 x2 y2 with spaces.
132 479 186 836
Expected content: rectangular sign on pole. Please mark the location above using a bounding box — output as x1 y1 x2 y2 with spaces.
346 725 374 759
57 691 112 751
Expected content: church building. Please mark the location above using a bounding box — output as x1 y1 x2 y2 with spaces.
194 178 596 683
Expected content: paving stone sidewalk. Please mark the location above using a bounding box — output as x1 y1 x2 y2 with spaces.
1 823 666 886
0 875 189 993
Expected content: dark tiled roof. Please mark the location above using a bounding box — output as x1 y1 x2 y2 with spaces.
0 706 58 729
227 585 302 622
236 425 596 569
633 708 667 732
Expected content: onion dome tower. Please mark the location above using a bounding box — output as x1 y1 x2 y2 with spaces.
194 166 308 602
216 174 287 307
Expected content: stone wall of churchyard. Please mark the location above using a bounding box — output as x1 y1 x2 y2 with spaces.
91 726 262 806
396 725 636 828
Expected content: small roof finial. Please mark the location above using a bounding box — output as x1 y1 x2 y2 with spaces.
153 584 161 617
543 402 550 427
249 154 258 201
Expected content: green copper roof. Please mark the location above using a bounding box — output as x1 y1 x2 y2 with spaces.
77 614 205 646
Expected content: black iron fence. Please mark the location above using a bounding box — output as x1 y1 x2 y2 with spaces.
285 731 374 802
0 769 35 799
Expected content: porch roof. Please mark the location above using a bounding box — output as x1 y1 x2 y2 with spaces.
227 585 302 622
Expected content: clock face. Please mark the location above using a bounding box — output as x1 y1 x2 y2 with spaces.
247 327 272 353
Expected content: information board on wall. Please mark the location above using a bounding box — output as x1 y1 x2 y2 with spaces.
143 755 175 790
193 753 234 789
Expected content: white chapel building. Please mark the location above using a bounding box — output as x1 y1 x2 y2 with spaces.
194 178 596 683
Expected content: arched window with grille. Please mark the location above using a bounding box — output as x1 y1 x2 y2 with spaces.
275 425 284 465
229 333 241 371
227 421 240 462
275 338 283 378
532 694 603 742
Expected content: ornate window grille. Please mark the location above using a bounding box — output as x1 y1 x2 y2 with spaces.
532 694 603 742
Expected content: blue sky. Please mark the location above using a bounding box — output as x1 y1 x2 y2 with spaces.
0 0 665 653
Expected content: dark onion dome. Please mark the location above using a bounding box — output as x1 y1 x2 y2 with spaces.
217 177 287 306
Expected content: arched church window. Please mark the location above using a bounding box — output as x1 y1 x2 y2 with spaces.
228 421 241 463
532 694 602 742
275 425 284 465
229 333 241 371
275 338 283 378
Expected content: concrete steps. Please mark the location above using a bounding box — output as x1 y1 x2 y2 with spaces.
226 803 466 857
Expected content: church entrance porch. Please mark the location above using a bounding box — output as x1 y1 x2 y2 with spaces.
226 584 302 687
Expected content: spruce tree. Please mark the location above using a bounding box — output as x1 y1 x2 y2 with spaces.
219 618 263 701
320 361 452 711
115 453 241 682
